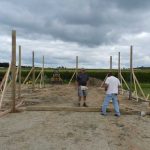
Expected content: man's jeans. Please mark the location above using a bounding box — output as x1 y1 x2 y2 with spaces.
101 94 120 116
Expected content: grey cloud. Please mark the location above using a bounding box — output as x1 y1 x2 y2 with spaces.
0 0 150 68
1 0 150 46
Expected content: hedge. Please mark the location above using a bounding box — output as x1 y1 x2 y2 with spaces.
0 70 150 83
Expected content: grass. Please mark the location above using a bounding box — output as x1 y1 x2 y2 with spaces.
123 83 150 96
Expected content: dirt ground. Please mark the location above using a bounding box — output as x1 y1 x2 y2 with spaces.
0 84 150 150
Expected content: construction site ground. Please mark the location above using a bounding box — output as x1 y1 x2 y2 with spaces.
0 84 150 150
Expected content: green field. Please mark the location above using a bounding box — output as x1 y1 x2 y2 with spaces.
0 67 150 96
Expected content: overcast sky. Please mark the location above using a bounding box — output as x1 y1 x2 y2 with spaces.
0 0 150 68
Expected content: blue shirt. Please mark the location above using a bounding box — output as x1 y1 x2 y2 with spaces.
77 73 89 86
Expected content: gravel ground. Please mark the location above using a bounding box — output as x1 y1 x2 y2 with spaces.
0 84 150 150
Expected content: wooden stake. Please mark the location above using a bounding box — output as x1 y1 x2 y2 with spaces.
18 46 21 100
146 94 149 101
11 30 16 112
129 46 133 100
0 69 8 91
0 64 11 108
132 71 146 99
35 70 42 84
68 70 76 86
23 68 33 85
120 73 130 90
132 69 138 101
32 51 35 91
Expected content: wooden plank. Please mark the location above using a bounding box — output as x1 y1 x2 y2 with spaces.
0 100 24 118
132 69 138 101
120 73 130 90
0 70 7 91
35 70 42 84
26 106 140 115
27 106 100 112
0 64 11 108
133 71 146 99
23 68 33 85
68 70 76 86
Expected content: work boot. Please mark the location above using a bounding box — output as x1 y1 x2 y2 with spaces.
114 114 120 117
83 102 88 107
78 102 80 107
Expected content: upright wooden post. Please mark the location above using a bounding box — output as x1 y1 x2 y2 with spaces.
42 56 45 88
110 56 112 71
118 52 121 79
32 51 35 91
18 45 21 100
11 30 16 112
76 56 78 78
129 45 133 100
43 56 45 87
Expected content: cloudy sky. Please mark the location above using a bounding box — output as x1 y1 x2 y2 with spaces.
0 0 150 68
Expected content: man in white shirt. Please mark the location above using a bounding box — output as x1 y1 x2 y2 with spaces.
101 72 121 116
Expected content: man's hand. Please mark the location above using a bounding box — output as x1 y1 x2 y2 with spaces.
104 84 108 91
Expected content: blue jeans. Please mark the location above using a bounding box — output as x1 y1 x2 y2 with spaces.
101 94 120 116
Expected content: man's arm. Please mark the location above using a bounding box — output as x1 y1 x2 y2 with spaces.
104 78 109 91
86 75 89 87
76 75 79 88
104 83 109 91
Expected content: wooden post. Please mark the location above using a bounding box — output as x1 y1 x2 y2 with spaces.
118 52 123 94
129 45 133 100
18 46 21 100
76 56 78 78
11 30 16 112
32 51 35 91
118 52 121 78
42 56 45 87
110 56 112 71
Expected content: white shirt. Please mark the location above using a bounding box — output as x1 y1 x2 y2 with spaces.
105 76 121 94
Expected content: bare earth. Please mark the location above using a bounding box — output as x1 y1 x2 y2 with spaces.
0 84 150 150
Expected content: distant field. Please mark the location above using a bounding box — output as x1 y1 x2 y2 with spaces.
0 67 150 96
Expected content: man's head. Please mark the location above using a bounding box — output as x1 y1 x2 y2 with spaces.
80 68 85 74
107 72 112 77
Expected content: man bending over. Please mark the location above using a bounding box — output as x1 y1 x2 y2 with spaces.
101 72 121 116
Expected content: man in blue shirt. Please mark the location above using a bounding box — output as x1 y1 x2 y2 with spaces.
76 68 89 107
